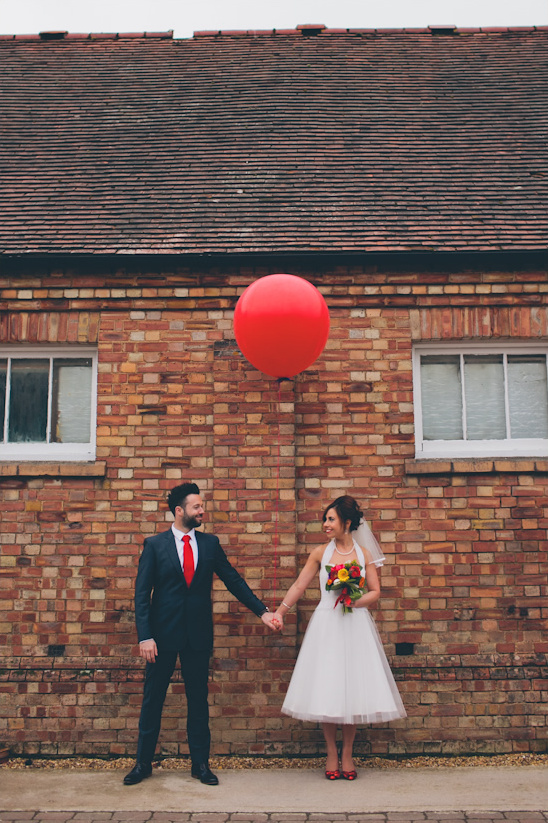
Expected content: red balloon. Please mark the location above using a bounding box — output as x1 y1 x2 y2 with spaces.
234 274 330 378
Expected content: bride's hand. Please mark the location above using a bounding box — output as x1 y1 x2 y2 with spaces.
272 611 284 631
261 612 283 631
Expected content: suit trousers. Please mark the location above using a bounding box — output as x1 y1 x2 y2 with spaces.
136 645 211 766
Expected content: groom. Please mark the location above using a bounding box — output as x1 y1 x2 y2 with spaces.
124 482 279 786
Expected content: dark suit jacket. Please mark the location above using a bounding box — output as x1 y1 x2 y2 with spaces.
134 528 266 652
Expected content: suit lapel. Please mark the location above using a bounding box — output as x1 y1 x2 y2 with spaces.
193 531 210 586
164 529 185 580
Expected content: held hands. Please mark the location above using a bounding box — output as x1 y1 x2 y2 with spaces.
139 639 158 662
261 611 283 631
273 611 284 630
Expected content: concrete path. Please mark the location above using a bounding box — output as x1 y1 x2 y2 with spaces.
0 766 546 816
1 813 548 823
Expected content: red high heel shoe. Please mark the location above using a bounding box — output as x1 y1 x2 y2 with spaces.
325 768 341 780
341 769 357 780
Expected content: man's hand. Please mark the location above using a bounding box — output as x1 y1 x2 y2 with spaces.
273 611 284 631
261 612 283 631
139 639 158 662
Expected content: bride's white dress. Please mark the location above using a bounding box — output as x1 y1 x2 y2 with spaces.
282 540 407 725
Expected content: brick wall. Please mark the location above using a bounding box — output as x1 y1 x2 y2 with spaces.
0 257 547 757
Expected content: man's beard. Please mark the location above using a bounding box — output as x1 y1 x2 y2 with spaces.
182 514 202 531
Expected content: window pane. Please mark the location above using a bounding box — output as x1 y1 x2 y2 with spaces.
0 360 6 439
464 355 506 440
51 359 92 443
9 359 49 443
421 355 463 440
508 355 548 438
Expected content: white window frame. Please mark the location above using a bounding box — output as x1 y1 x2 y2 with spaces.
0 346 97 462
413 342 548 459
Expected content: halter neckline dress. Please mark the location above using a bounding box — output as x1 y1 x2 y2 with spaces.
281 539 407 725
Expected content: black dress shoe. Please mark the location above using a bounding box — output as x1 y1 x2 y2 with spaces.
123 762 152 785
191 763 219 785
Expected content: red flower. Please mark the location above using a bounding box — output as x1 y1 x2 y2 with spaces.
325 561 366 615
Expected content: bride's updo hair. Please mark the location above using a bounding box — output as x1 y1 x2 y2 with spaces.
323 495 363 532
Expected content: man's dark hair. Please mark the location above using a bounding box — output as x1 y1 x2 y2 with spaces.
167 483 200 516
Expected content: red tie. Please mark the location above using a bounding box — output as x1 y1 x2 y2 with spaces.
182 534 194 586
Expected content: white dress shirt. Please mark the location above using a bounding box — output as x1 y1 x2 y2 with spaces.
171 524 199 572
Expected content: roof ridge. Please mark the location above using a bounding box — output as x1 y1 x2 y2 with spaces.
0 30 174 41
1 25 547 42
192 24 548 37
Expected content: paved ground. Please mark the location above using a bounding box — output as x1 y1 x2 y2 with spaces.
0 814 548 823
0 765 547 821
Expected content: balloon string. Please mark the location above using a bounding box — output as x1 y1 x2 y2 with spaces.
272 380 282 610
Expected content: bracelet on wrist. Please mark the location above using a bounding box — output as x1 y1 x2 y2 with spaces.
282 601 291 610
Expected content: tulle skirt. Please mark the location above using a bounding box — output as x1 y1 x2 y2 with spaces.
281 604 407 725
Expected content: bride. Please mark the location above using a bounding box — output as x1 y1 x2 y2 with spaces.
273 495 406 780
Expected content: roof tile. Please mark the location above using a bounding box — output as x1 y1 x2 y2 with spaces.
0 26 546 256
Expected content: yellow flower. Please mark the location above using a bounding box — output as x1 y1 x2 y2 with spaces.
337 568 349 582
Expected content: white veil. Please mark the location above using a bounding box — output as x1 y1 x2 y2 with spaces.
353 518 385 568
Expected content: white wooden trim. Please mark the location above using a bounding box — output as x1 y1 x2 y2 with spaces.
0 346 97 462
414 342 548 460
460 352 467 441
502 353 511 439
419 439 548 459
3 357 11 444
0 443 96 461
46 356 53 445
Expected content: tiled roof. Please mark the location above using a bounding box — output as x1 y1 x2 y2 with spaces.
1 26 547 255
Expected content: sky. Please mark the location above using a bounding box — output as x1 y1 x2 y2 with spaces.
0 0 546 38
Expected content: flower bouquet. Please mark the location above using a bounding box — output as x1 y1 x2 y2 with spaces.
325 560 366 614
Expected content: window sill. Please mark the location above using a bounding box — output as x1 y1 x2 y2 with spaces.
406 458 548 475
0 461 106 478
